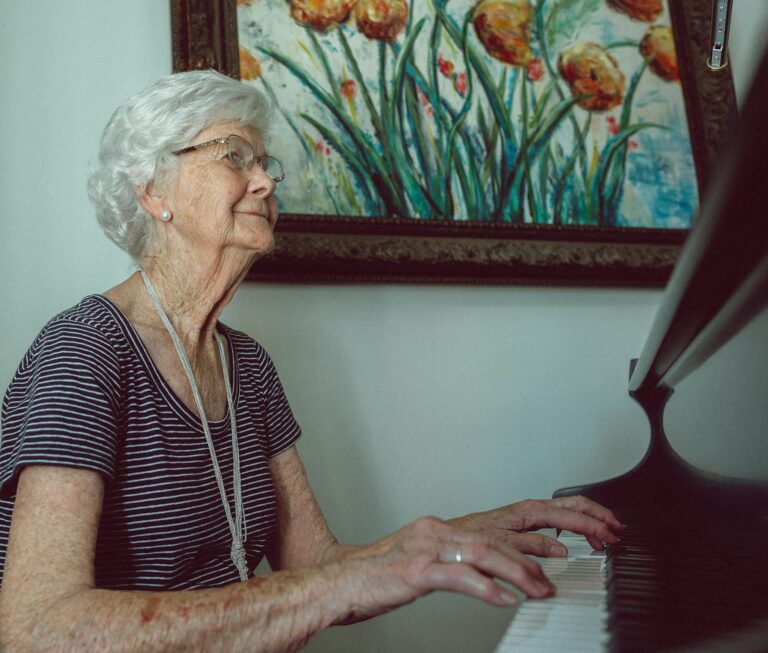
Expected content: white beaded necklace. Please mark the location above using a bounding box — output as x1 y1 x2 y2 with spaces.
141 270 249 581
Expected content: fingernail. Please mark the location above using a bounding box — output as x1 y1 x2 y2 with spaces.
548 544 567 557
538 581 555 596
500 590 517 605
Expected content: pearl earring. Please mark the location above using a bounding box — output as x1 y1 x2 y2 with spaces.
160 210 172 222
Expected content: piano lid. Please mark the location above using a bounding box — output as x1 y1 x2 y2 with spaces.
554 43 768 507
628 43 768 397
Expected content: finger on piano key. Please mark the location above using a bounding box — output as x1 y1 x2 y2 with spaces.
495 532 609 652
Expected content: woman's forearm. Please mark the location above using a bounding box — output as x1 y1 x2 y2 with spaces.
2 565 353 653
321 540 362 562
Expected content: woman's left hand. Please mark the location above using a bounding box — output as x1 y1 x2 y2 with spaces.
448 495 624 557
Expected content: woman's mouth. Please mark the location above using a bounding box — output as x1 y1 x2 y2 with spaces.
236 209 273 226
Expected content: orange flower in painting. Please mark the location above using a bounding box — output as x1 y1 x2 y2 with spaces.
472 0 533 67
288 0 357 32
354 0 408 42
454 72 468 96
557 42 626 112
605 0 662 23
239 46 262 80
640 25 679 81
236 0 253 6
526 57 544 82
340 79 357 99
437 53 455 78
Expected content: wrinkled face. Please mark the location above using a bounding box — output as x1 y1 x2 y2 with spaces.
163 120 279 258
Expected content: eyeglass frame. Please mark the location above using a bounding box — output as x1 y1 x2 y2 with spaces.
171 135 286 183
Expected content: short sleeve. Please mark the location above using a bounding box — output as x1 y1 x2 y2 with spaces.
0 318 122 498
261 350 302 457
233 334 301 458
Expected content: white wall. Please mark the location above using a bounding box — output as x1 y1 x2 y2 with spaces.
1 2 765 652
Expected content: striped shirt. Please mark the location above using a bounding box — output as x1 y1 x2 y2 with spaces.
0 295 301 590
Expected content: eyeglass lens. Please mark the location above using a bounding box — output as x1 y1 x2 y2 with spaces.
226 135 254 171
226 135 283 181
255 156 283 180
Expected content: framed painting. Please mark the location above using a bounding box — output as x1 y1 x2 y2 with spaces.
171 0 736 285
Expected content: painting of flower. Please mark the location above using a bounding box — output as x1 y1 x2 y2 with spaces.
236 0 698 230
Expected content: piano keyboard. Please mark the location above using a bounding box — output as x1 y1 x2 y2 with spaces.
495 514 768 652
495 532 608 652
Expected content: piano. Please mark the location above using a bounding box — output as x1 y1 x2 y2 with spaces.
496 40 768 653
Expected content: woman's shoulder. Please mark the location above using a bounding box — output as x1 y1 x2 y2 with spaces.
218 324 277 371
49 294 121 325
39 295 123 338
5 297 128 409
219 323 263 353
26 295 129 363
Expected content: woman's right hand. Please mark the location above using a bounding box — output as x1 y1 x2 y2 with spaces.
327 515 556 624
2 462 552 652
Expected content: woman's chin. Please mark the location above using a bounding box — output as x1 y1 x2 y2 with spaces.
242 232 275 258
231 217 275 252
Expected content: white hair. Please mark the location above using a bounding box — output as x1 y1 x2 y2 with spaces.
87 70 272 259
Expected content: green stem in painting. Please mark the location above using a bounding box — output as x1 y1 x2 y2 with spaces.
336 28 384 139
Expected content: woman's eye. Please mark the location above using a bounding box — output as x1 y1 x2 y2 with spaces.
226 153 245 167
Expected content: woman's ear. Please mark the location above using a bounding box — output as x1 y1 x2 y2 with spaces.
137 182 168 221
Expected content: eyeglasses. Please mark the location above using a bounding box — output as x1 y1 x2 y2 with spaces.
171 134 286 183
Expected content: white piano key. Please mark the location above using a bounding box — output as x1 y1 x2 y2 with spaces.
495 532 608 653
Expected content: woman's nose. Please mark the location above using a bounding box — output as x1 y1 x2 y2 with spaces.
246 164 277 196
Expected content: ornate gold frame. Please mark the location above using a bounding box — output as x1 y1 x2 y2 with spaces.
170 0 736 286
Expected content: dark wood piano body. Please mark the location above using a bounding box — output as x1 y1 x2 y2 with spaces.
553 47 768 652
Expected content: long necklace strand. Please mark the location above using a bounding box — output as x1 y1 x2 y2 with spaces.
140 270 249 581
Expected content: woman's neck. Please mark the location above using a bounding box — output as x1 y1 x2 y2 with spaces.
136 250 252 351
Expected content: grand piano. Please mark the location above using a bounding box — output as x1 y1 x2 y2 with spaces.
496 36 768 653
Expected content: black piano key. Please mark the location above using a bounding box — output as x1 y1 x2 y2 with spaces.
600 507 768 652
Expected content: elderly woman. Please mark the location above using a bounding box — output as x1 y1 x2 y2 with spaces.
0 70 621 651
